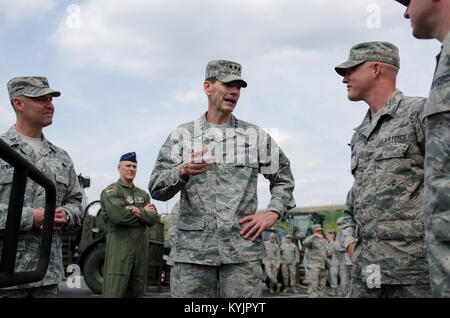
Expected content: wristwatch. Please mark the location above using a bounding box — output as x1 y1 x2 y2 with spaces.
64 212 70 229
128 206 133 212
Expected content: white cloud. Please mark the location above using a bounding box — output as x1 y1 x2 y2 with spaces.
170 89 204 108
0 103 14 128
0 0 56 26
0 81 14 127
50 0 415 80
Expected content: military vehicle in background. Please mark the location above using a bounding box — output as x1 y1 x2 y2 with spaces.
261 209 325 289
62 175 166 294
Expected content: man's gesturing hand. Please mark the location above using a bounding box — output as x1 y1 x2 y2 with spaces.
180 146 213 181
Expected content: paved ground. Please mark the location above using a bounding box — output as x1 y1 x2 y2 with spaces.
58 277 345 298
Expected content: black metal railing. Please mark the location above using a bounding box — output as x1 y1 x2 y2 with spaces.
0 138 56 288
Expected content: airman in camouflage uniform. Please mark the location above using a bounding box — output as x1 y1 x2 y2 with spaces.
302 246 311 292
148 59 296 298
0 77 83 297
395 0 450 298
334 217 353 298
303 224 328 298
100 152 159 298
263 233 281 293
326 232 339 296
280 234 299 293
336 42 431 297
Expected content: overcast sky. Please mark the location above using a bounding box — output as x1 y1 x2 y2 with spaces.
0 0 442 214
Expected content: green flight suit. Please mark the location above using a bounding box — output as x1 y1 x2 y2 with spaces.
100 179 159 298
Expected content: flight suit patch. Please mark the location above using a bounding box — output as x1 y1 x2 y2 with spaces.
135 197 144 203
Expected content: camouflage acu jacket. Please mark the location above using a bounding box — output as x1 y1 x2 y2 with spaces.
0 126 82 289
341 90 430 285
148 113 296 265
280 242 300 265
423 31 450 297
424 32 450 118
334 231 352 266
303 235 327 269
263 241 281 266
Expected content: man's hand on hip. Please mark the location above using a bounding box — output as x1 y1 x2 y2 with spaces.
239 210 279 242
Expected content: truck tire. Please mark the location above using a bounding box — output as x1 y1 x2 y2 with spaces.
83 244 105 294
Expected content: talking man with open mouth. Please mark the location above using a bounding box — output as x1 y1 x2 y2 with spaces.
148 59 296 298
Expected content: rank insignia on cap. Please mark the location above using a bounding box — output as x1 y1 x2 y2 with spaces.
127 196 134 204
106 187 116 195
225 63 241 75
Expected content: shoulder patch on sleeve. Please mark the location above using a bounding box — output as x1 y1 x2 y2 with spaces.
106 186 116 196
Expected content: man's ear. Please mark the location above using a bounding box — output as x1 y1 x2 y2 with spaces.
373 62 382 79
204 81 212 96
11 97 24 112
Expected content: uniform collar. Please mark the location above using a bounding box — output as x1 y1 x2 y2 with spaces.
354 89 404 140
443 30 450 46
4 125 56 156
117 178 134 189
434 31 449 75
193 112 239 140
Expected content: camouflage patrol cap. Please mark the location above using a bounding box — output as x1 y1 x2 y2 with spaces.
7 77 61 100
205 60 247 88
335 42 400 76
312 224 322 231
395 0 410 6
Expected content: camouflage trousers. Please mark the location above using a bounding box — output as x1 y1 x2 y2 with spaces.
0 284 59 298
170 261 262 298
339 264 352 298
328 265 338 289
281 263 296 287
262 261 278 289
351 277 432 298
307 266 327 298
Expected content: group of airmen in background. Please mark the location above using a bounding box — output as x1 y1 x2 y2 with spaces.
262 232 300 295
262 218 353 298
